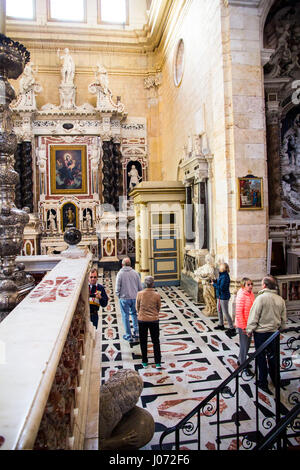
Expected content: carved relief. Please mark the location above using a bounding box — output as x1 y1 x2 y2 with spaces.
12 62 42 111
280 113 300 218
33 296 87 450
264 5 300 79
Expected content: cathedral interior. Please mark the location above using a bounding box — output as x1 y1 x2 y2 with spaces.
0 0 299 452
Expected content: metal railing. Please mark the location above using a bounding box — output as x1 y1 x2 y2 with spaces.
254 402 300 450
159 330 299 450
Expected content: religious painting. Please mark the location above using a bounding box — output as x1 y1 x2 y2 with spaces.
50 145 87 194
127 160 142 194
237 176 263 210
61 202 78 232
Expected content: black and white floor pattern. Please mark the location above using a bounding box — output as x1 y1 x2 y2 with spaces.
98 271 300 450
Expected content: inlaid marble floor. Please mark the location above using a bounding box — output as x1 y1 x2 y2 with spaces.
98 271 300 450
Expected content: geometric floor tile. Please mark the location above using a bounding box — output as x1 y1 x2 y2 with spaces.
98 271 300 450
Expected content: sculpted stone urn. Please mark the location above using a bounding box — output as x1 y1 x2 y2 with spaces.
0 33 34 322
99 369 155 450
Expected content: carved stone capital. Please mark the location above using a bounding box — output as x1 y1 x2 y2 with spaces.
144 73 162 90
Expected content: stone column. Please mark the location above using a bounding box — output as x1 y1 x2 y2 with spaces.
198 180 209 250
134 205 141 272
144 73 162 180
266 102 282 216
20 140 34 213
112 139 123 211
14 143 22 209
185 185 195 244
102 139 114 206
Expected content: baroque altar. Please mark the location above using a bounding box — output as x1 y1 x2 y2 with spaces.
11 50 148 263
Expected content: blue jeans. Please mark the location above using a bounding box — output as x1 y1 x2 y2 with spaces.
119 299 139 340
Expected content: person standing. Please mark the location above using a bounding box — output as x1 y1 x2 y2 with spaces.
88 268 108 329
213 263 236 337
136 276 162 369
115 257 143 342
235 277 255 373
246 276 286 394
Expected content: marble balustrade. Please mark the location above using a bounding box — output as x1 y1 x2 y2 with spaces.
0 254 95 450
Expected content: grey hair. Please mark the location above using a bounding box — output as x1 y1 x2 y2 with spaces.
144 276 155 288
122 257 131 266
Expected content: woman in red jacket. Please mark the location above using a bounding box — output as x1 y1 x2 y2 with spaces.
235 277 255 371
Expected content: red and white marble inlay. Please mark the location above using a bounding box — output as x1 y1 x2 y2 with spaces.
29 276 77 303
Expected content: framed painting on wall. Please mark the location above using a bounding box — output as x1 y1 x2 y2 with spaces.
50 145 87 195
237 175 263 210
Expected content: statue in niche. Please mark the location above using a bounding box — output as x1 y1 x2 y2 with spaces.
67 207 75 225
83 208 93 230
195 253 217 316
48 209 57 232
62 203 77 231
57 48 75 85
127 162 142 193
99 369 155 450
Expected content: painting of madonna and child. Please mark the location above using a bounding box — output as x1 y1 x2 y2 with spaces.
50 146 87 195
238 176 263 210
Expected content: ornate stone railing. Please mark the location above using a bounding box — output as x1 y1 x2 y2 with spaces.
0 253 95 450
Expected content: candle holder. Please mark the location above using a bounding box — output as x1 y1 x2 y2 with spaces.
0 33 34 322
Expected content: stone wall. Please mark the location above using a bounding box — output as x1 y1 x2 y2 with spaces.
156 0 268 282
7 0 270 282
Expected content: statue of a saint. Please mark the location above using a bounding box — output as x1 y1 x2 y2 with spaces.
128 165 142 191
48 210 57 232
195 253 217 316
58 48 75 85
66 207 75 226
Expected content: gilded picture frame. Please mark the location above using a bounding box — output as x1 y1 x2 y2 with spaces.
237 176 263 210
50 145 87 195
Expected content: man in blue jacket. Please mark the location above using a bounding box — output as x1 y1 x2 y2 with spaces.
116 257 143 342
89 268 108 329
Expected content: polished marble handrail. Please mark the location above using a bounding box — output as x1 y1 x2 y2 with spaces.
0 254 93 450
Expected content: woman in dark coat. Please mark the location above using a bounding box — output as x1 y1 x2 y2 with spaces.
213 263 236 338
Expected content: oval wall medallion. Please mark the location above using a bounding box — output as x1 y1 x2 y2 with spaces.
174 38 185 87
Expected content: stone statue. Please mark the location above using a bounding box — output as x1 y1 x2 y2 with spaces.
99 369 155 450
19 63 36 94
85 209 92 230
128 164 142 190
59 84 76 110
14 62 42 110
195 253 217 316
95 64 109 94
58 48 75 85
66 207 75 226
36 144 47 173
48 210 57 232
